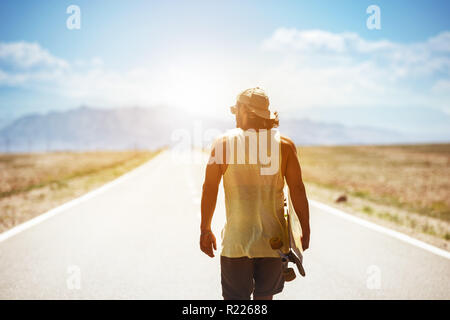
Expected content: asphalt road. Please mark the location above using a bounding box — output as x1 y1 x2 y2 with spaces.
0 150 449 299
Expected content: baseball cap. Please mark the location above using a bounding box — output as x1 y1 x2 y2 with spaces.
230 87 277 120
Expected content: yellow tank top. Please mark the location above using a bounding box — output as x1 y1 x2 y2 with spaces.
219 128 289 258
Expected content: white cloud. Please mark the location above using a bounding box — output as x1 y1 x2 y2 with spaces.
262 28 450 78
260 28 450 112
432 79 450 93
0 29 449 117
0 41 68 70
0 41 69 86
262 28 397 54
428 32 450 52
0 42 251 114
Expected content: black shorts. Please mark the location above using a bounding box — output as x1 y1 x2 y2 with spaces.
220 255 285 300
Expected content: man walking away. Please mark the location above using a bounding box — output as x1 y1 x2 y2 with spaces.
200 87 310 300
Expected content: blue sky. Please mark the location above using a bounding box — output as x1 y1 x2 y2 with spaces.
0 0 449 140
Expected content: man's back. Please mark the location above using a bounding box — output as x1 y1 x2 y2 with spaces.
218 128 288 258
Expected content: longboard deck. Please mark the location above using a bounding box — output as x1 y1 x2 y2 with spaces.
286 187 303 262
269 187 306 279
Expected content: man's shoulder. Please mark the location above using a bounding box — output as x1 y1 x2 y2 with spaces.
280 134 297 154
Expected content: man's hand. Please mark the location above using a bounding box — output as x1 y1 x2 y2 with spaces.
301 230 310 251
200 230 217 258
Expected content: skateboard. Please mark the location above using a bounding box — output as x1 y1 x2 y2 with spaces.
270 187 306 281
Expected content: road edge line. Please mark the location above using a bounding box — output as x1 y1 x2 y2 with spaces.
0 151 165 243
309 199 450 260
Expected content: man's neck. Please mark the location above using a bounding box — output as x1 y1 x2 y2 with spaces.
236 125 266 132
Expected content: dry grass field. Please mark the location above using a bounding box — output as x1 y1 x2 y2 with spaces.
298 143 450 249
2 145 448 250
0 150 160 233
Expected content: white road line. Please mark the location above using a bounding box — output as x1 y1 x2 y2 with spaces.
0 152 165 243
309 199 450 260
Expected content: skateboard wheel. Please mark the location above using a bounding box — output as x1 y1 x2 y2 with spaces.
270 237 283 250
283 268 296 282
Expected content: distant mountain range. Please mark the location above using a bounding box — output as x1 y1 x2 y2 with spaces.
0 106 414 152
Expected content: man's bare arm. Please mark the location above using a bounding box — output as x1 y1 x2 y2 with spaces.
199 143 223 257
284 140 310 250
201 163 221 232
